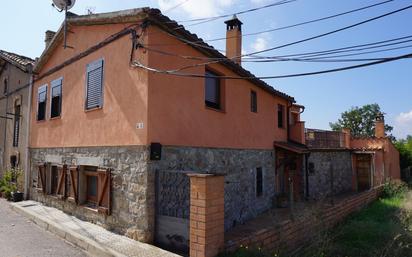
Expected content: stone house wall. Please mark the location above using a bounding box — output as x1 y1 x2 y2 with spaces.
307 150 353 200
0 62 31 189
29 146 155 243
29 145 277 243
149 146 276 231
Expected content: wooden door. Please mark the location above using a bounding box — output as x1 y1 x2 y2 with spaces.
356 154 371 191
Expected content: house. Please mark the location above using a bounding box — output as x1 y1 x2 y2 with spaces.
305 113 400 200
0 50 34 194
28 7 307 252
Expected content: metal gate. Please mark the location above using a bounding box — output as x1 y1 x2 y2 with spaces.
155 170 190 254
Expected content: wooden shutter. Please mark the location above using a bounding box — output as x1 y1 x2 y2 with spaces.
38 164 47 193
68 166 79 204
86 59 104 110
97 168 111 215
56 165 67 199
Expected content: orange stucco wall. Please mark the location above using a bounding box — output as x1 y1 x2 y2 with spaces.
30 23 149 148
31 22 296 150
145 26 290 149
350 137 401 183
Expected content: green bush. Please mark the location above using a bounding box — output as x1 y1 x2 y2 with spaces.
0 170 17 200
381 180 407 198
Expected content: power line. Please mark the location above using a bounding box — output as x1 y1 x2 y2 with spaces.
148 0 394 46
163 0 191 14
143 34 412 63
254 35 412 59
132 52 412 79
154 4 412 68
169 0 297 24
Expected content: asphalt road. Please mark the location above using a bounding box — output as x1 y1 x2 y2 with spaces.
0 199 87 257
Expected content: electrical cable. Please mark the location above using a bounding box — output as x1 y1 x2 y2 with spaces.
132 52 412 79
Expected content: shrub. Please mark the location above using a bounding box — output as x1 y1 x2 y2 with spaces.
382 180 408 198
0 170 17 200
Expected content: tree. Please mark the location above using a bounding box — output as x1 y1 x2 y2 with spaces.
394 135 412 170
329 103 394 139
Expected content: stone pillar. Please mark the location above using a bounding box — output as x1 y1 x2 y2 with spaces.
188 174 225 257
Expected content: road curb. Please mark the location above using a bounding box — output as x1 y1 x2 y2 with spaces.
9 203 128 257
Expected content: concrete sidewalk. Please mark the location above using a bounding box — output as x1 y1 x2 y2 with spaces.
10 201 181 257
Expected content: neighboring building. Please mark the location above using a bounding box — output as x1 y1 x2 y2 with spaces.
28 8 307 252
0 50 34 192
305 113 400 200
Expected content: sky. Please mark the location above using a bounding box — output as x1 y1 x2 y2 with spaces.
1 0 411 139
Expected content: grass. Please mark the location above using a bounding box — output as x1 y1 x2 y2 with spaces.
220 189 412 257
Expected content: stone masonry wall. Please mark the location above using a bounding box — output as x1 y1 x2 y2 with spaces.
29 146 155 243
307 151 353 200
149 146 275 231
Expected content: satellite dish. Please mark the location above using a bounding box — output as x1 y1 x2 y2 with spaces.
52 0 76 11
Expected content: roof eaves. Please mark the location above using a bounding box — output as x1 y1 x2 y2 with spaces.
0 50 34 72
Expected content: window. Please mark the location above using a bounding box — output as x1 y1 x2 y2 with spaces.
86 59 104 110
256 167 263 197
3 78 8 95
250 90 257 113
10 155 17 169
278 104 285 128
205 70 220 109
13 104 20 147
37 85 47 121
84 166 98 206
50 78 62 118
50 166 59 195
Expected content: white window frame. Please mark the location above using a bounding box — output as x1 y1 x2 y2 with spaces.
50 77 63 118
85 58 104 111
37 84 48 121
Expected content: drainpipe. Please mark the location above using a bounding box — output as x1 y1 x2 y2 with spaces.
23 67 33 199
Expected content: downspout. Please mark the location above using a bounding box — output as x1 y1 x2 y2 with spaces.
23 67 33 199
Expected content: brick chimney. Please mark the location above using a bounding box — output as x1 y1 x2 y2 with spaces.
375 112 385 138
224 15 242 65
342 128 351 148
45 30 56 48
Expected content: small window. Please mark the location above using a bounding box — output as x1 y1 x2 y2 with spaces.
3 78 8 95
250 90 257 113
50 78 62 118
86 59 104 110
10 155 17 169
13 104 20 147
37 85 47 121
50 166 59 195
84 167 98 206
278 104 285 128
205 70 220 109
256 167 263 197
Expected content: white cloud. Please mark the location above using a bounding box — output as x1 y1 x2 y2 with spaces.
157 0 236 18
394 109 412 139
250 36 268 52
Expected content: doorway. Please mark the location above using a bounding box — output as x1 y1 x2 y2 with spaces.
356 154 372 191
